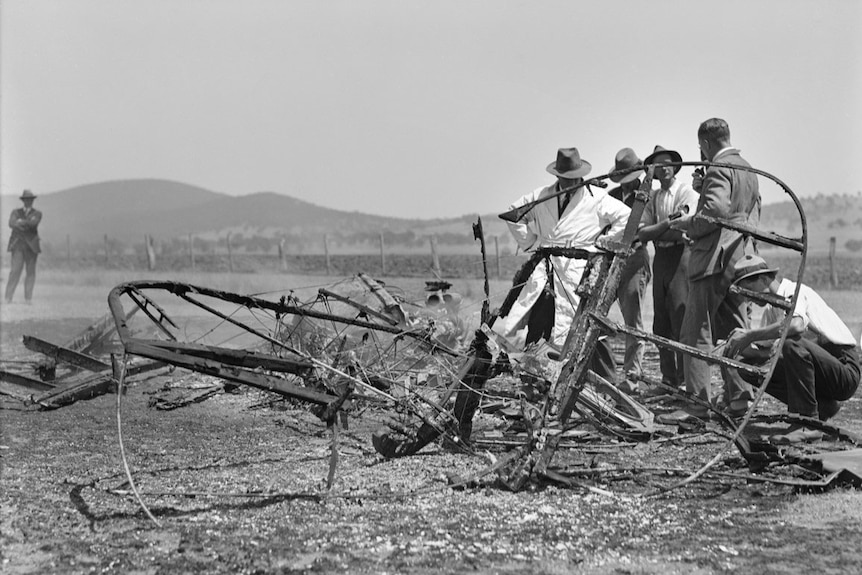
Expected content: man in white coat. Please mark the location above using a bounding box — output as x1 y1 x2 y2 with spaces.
496 147 632 370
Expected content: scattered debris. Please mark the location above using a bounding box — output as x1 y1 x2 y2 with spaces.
3 161 860 524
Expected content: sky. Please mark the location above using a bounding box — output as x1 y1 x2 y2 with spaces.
1 0 860 219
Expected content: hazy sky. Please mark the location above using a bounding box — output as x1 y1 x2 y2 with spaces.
1 0 860 218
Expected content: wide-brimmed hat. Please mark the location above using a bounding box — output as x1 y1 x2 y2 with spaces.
609 148 643 183
20 189 36 200
546 147 592 179
733 254 779 284
644 145 683 175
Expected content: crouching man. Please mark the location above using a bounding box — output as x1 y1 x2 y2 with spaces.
725 255 861 443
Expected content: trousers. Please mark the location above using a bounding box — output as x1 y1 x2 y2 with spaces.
5 247 38 302
615 246 651 379
748 339 861 417
680 272 753 406
652 245 688 386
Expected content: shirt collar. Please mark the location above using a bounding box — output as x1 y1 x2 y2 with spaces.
713 147 738 160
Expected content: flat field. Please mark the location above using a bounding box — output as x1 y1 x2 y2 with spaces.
2 269 862 574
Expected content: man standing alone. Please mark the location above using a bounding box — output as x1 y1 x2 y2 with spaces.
663 119 761 422
5 189 42 304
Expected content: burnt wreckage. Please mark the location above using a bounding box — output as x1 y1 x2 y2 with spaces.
101 161 862 504
4 159 858 520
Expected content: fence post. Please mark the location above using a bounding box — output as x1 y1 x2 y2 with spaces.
829 236 838 288
278 238 287 272
494 235 501 278
145 234 156 271
188 233 195 270
104 234 110 266
324 234 331 275
379 233 386 275
66 234 71 267
227 232 234 273
430 235 441 277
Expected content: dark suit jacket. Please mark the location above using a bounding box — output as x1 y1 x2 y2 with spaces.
7 207 42 254
687 148 760 283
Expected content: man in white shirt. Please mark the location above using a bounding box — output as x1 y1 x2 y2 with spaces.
638 145 700 395
725 255 861 443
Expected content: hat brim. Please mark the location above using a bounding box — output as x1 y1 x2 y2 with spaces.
734 267 779 285
609 166 643 184
20 195 36 200
547 159 592 179
644 149 683 175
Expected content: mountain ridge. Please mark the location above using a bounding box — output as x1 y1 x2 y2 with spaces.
2 179 860 255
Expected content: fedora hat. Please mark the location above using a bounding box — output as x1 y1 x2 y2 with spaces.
644 145 683 175
733 254 779 285
609 148 643 183
20 189 36 200
546 147 592 179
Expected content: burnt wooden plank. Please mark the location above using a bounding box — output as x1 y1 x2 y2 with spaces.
728 284 792 310
141 339 313 373
0 368 55 391
124 341 336 406
22 335 111 373
34 358 167 410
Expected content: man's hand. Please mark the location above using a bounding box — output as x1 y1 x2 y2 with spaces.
692 168 704 193
669 214 693 231
724 327 753 358
594 235 616 252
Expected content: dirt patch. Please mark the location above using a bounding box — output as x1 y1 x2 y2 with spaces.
3 282 862 574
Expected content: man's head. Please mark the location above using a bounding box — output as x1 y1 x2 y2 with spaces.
643 145 682 183
20 189 36 207
733 254 779 294
697 118 731 161
609 148 642 188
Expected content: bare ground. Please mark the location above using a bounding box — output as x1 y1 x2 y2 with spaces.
3 283 862 574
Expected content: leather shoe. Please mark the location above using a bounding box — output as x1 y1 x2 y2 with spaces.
770 425 824 444
617 379 639 395
726 400 750 419
656 409 709 425
817 400 841 421
641 384 677 399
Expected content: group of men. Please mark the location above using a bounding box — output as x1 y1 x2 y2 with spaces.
492 117 860 443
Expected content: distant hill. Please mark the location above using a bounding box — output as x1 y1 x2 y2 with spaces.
1 179 860 255
0 178 474 246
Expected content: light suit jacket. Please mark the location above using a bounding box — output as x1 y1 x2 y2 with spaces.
686 148 760 284
498 184 630 346
7 207 42 254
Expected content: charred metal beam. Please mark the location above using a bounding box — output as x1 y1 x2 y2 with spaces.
318 288 400 326
692 214 803 252
589 313 771 376
125 289 177 341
